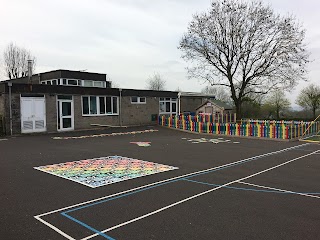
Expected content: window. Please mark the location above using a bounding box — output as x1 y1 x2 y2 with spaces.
93 81 103 88
83 80 93 87
106 97 112 113
159 97 178 115
131 96 138 103
140 97 146 103
62 79 67 85
52 80 57 85
112 97 118 113
58 95 73 100
131 96 146 104
68 79 78 85
83 97 89 114
82 80 106 88
99 97 106 114
90 96 97 114
82 96 119 116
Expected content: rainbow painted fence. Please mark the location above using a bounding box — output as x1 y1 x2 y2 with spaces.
159 115 320 140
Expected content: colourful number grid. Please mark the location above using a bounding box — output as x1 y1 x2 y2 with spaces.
34 156 178 188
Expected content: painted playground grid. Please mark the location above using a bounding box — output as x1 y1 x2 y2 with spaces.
34 143 320 240
34 156 178 188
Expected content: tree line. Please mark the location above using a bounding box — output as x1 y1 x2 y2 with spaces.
1 42 36 80
2 0 320 120
201 85 320 120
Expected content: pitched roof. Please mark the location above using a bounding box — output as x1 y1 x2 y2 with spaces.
180 91 215 98
196 100 233 110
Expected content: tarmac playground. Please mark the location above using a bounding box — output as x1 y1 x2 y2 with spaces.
1 126 320 240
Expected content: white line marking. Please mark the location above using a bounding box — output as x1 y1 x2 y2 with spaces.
34 168 96 188
238 181 320 199
34 216 76 240
81 149 320 240
35 143 310 218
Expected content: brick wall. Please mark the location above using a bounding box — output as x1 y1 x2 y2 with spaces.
121 96 159 126
0 95 4 116
4 93 21 135
180 97 204 113
45 95 57 132
0 95 5 135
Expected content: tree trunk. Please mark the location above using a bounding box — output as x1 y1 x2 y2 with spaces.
234 100 242 120
312 107 316 119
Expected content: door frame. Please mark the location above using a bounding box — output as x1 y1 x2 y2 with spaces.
56 96 74 132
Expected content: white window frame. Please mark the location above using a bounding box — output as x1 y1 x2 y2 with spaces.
131 96 146 104
67 79 79 86
159 97 177 115
81 95 119 116
41 79 106 88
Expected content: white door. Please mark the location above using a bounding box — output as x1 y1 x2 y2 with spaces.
57 97 74 131
21 97 46 133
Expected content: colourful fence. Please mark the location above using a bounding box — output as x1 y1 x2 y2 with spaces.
176 113 236 123
159 115 320 140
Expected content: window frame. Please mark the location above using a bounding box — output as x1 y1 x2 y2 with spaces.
131 96 147 104
159 97 178 115
82 95 119 116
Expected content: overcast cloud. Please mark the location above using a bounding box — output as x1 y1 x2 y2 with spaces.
1 0 319 108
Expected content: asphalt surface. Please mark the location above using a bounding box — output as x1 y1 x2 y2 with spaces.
1 126 319 240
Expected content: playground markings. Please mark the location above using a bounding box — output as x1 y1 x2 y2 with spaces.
52 129 158 140
238 181 320 199
130 142 151 147
35 143 310 217
81 149 320 240
34 156 178 188
183 137 239 144
34 216 76 240
34 143 314 240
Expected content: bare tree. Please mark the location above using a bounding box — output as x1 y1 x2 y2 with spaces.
3 42 36 79
296 84 320 119
264 89 291 119
179 0 309 118
146 72 166 91
201 85 232 103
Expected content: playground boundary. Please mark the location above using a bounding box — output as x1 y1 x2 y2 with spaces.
159 125 293 142
159 115 320 141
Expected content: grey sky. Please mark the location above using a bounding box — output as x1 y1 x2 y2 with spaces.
0 0 319 108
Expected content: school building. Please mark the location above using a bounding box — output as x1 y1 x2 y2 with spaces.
0 69 232 135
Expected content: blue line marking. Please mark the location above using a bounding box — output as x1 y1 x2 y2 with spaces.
64 150 286 214
182 179 284 194
64 145 308 214
63 179 181 214
61 212 115 240
60 144 313 237
182 179 320 195
63 155 265 214
184 152 286 179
